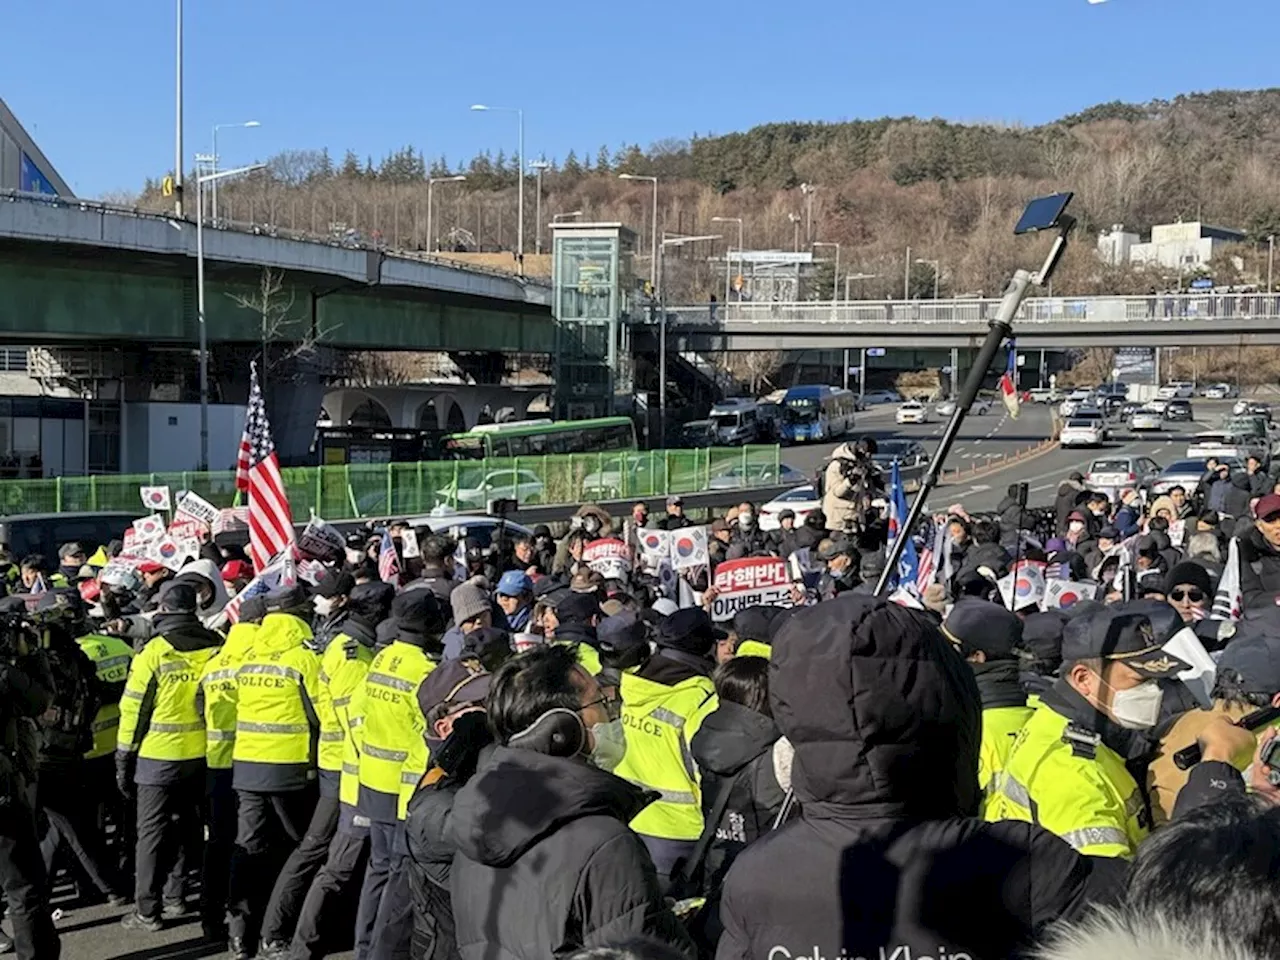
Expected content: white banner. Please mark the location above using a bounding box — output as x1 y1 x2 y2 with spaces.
174 491 220 527
400 528 420 559
583 538 632 577
710 557 794 622
298 517 346 561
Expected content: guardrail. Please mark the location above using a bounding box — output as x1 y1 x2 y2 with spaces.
0 446 785 521
663 292 1280 326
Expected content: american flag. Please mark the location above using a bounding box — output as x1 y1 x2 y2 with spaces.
221 551 296 626
236 364 296 573
916 520 945 592
378 529 401 585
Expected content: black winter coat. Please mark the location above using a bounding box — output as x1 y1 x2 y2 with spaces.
1222 472 1254 520
449 746 694 960
715 596 1124 960
689 702 789 891
407 774 465 960
1239 524 1280 610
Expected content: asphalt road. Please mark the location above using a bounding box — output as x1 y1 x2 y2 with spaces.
773 399 1241 516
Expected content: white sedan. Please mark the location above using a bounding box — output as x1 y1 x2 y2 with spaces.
936 398 990 418
1129 408 1163 431
759 485 822 531
896 401 928 425
1060 419 1103 448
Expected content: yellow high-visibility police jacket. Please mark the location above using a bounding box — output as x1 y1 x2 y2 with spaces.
317 631 374 798
75 634 134 761
614 670 718 842
233 613 325 792
978 703 1034 817
985 699 1150 859
199 621 260 771
357 639 438 823
117 632 220 784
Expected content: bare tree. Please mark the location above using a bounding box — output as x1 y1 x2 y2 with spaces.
227 267 339 380
722 350 786 395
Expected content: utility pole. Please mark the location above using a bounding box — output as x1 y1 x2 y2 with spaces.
173 0 184 217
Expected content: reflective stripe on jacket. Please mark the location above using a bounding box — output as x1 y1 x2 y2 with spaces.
613 671 718 842
978 703 1034 816
233 613 325 792
117 635 217 783
984 700 1148 858
357 640 437 822
317 632 373 797
76 634 134 760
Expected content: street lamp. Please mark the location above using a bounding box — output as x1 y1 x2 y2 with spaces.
844 272 878 301
553 210 583 223
788 213 801 252
530 160 551 255
1269 235 1275 293
800 183 817 245
656 234 721 447
711 216 744 303
915 258 941 299
814 241 840 301
427 175 466 253
196 162 266 470
210 120 261 222
619 174 659 283
470 104 524 261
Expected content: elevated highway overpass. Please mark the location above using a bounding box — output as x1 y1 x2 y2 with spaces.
659 293 1280 350
0 191 553 352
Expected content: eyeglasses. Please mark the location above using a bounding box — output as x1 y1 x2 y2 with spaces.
1170 588 1205 603
581 691 620 721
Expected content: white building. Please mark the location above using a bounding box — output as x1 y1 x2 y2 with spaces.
1096 225 1140 266
1128 221 1248 271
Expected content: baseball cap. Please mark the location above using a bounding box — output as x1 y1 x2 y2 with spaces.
58 542 86 561
496 570 533 597
597 610 649 658
417 660 492 718
1097 525 1120 541
666 495 684 507
557 592 601 625
221 560 253 583
138 560 165 575
314 569 355 598
778 508 796 522
157 581 199 615
264 584 311 615
817 537 854 561
1060 609 1189 679
943 597 1022 659
1256 493 1280 521
1215 635 1280 697
657 607 717 657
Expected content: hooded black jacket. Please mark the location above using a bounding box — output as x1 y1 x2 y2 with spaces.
1239 523 1280 610
689 701 789 892
449 745 694 960
1223 471 1253 521
716 595 1123 960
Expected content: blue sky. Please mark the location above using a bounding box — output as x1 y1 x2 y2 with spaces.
4 0 1277 198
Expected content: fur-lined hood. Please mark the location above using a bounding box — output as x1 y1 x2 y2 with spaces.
1039 910 1262 960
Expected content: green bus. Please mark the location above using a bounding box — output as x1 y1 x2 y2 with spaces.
442 417 639 459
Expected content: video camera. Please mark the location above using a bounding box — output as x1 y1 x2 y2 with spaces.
0 609 42 661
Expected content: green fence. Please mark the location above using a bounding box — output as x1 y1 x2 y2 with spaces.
0 446 784 521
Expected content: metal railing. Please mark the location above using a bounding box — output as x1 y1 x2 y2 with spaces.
0 446 783 521
662 292 1280 326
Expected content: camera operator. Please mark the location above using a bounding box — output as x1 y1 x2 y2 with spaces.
822 438 883 536
0 600 61 960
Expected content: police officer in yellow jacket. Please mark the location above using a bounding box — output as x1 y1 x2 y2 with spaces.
225 585 326 960
198 595 267 943
256 581 390 959
116 582 224 933
354 589 445 959
942 597 1034 815
612 607 718 889
986 606 1190 859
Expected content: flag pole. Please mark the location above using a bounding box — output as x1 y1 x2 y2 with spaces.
877 199 1076 597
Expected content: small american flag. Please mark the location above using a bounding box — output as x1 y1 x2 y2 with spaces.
378 529 401 586
236 364 296 573
916 521 945 592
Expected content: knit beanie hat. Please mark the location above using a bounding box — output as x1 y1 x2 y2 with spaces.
451 576 491 625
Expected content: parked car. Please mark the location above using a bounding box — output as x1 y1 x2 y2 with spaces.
1129 407 1163 431
1085 456 1161 494
1060 419 1104 448
443 469 545 510
895 400 928 425
1059 390 1093 417
758 485 822 531
705 462 808 491
861 390 904 406
1202 382 1238 399
404 510 534 550
0 512 136 567
1028 387 1058 404
1186 432 1268 463
1164 399 1194 422
871 439 930 469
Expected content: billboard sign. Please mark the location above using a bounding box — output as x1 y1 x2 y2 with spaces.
19 153 57 196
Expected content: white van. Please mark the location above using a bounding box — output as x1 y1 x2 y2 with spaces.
709 398 762 445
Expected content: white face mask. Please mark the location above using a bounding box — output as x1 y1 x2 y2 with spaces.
313 596 336 618
739 513 755 530
1068 521 1085 534
584 517 601 535
1102 677 1164 730
588 718 627 772
345 548 363 565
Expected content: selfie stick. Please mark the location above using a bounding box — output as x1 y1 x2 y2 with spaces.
877 198 1076 596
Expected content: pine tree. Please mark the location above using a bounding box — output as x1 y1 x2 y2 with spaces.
563 150 583 179
339 150 362 179
595 144 612 174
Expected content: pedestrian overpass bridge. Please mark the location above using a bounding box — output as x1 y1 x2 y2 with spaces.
0 191 554 352
659 293 1280 350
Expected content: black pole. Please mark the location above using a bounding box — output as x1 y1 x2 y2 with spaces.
876 318 1012 596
